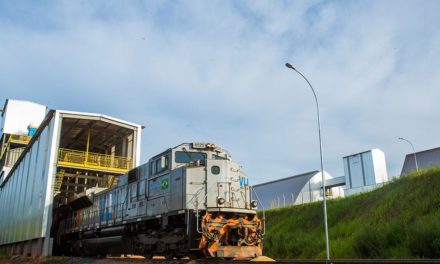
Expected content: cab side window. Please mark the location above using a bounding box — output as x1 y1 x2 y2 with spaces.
151 154 169 175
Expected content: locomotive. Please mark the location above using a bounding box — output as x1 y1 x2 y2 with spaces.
57 143 264 259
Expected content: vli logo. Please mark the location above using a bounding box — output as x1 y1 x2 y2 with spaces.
239 176 248 188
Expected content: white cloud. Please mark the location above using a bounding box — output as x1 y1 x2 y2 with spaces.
1 1 439 183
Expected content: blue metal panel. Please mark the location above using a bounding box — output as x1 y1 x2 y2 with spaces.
106 192 112 221
99 195 104 222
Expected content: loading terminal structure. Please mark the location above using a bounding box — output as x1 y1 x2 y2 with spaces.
0 99 142 257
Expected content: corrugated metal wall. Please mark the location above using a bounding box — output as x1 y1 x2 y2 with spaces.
0 113 58 254
0 109 143 257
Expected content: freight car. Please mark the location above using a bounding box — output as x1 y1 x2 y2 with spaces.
56 143 264 259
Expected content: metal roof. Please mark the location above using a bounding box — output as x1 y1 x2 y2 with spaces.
342 148 382 158
253 171 322 209
401 146 440 175
253 170 319 188
58 110 143 129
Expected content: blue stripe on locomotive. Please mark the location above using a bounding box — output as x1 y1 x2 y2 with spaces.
99 195 105 222
112 189 118 219
107 192 112 220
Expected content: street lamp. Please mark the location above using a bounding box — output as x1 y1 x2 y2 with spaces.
398 137 419 173
285 63 330 260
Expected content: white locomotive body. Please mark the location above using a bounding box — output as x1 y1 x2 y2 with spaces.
57 143 263 259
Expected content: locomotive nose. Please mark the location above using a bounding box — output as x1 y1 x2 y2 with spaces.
199 212 263 258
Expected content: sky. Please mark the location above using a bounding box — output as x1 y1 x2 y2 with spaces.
1 0 439 184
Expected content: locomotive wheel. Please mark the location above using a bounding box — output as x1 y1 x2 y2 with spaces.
74 241 90 257
188 254 196 260
188 251 203 260
164 250 174 260
97 250 108 258
79 247 91 257
156 241 166 253
143 251 153 259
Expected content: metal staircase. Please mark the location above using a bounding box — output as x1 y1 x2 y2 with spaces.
107 175 119 188
54 169 65 195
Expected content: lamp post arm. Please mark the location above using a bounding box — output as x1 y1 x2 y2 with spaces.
285 63 330 260
398 137 419 173
292 68 319 110
291 68 324 174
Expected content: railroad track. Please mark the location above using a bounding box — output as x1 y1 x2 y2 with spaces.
61 257 440 264
153 259 440 264
256 261 440 264
222 260 438 264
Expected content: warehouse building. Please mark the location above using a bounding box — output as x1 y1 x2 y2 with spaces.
0 99 142 257
253 171 345 210
254 148 389 209
400 147 440 175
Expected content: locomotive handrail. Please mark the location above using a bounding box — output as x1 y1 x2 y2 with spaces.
194 182 218 234
186 186 205 207
195 197 203 234
60 185 261 234
60 200 119 233
59 197 154 234
251 186 266 236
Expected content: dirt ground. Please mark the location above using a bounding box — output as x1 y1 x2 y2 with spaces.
0 255 189 264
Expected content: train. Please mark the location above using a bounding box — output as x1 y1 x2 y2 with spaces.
55 142 264 259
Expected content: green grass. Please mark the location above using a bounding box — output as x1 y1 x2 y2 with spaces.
261 166 440 259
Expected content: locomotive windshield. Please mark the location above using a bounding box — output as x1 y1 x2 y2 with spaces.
213 154 228 160
175 151 207 164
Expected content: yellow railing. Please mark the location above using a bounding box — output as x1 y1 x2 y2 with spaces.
57 148 132 173
0 135 31 161
9 135 31 145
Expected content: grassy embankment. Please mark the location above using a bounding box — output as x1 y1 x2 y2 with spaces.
262 166 440 259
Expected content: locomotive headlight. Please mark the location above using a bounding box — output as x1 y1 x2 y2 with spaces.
251 200 258 208
217 197 225 205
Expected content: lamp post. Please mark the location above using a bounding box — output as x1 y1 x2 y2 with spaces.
285 63 330 260
398 137 419 173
